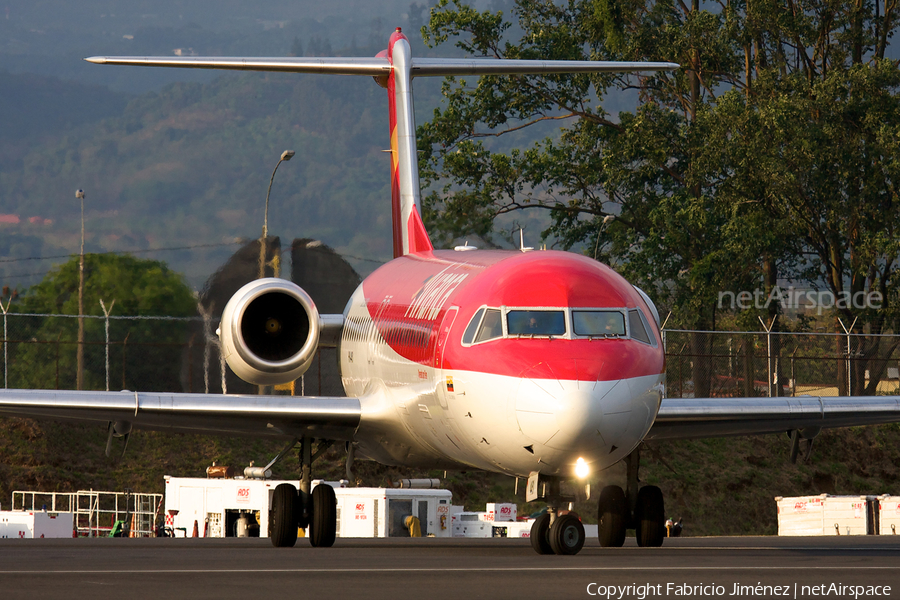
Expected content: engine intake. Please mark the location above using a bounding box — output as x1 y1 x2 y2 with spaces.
219 278 321 386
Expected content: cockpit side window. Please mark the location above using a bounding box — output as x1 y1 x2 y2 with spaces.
628 309 653 345
573 310 626 336
474 309 503 343
462 308 485 345
506 310 566 336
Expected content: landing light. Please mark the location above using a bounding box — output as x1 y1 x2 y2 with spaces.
575 457 590 479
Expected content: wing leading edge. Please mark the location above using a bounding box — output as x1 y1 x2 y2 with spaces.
83 56 678 77
647 395 900 440
0 389 360 440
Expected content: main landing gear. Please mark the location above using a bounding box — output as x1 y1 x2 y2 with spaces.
597 448 666 548
528 447 667 555
268 436 338 548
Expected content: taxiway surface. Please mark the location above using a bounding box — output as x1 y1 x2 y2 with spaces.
0 536 897 599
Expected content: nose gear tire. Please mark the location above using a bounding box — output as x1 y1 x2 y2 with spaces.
529 513 553 555
549 513 586 555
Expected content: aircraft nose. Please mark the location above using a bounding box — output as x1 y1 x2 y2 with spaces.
513 368 613 453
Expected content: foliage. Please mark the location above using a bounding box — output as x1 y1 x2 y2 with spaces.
418 0 900 339
10 254 196 391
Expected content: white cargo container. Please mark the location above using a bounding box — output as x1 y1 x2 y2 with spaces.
0 511 74 538
878 495 900 535
823 495 870 536
164 476 453 538
775 495 826 536
776 494 880 536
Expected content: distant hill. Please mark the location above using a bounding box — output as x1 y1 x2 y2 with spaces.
0 65 427 288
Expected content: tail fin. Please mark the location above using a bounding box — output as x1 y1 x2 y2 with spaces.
383 29 433 258
86 36 677 259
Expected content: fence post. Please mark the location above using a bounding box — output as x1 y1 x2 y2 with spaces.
199 303 214 394
838 317 858 396
55 332 61 390
121 332 130 390
1 299 9 389
758 315 777 397
99 299 115 392
659 312 671 398
187 333 195 393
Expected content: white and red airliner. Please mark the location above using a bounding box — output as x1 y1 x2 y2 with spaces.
2 29 900 555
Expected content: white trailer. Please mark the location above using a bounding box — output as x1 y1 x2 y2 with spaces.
164 476 453 538
165 475 300 537
449 507 599 539
0 511 73 539
331 486 452 538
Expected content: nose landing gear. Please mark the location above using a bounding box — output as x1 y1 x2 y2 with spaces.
527 476 588 555
528 446 668 556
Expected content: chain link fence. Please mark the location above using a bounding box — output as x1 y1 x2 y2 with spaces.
663 330 900 398
0 312 340 395
2 312 899 399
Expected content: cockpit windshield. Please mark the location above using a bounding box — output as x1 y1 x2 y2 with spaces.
462 305 647 345
572 310 626 337
475 309 503 342
506 310 566 336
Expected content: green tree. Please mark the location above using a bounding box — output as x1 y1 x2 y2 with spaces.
10 254 196 391
419 0 900 395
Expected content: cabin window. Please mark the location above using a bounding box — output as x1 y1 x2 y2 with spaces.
506 310 566 336
628 309 653 345
572 310 626 336
462 308 485 345
474 309 503 343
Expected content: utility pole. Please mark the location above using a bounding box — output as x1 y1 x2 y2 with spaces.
75 189 85 391
257 151 294 396
259 150 295 280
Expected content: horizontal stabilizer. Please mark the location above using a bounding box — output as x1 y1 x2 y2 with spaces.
0 389 360 440
84 55 678 77
647 395 900 439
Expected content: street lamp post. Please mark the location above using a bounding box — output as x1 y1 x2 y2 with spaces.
259 150 295 280
75 189 85 391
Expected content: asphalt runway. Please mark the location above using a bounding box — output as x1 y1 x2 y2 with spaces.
0 536 897 600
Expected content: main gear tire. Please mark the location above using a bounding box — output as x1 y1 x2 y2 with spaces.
269 483 298 548
597 485 627 547
309 483 337 548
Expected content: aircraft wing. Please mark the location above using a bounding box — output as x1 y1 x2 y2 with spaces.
84 56 678 76
646 395 900 440
0 389 360 440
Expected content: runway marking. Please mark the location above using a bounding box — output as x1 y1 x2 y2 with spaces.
0 566 896 575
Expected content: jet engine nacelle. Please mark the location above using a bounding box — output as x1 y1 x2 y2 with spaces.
219 278 322 386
